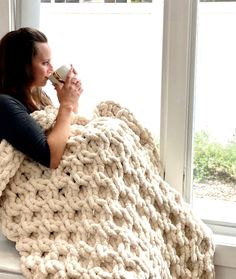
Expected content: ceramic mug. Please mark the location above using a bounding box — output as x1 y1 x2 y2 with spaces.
48 64 70 85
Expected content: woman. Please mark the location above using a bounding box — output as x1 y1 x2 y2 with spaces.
0 27 82 169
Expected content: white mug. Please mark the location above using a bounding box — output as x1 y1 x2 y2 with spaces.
48 64 70 85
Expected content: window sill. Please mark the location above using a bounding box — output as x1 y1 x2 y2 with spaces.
193 198 236 268
214 234 236 269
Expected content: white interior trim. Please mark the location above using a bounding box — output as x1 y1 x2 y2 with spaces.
160 0 198 198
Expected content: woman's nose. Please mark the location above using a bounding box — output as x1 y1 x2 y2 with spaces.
48 64 54 74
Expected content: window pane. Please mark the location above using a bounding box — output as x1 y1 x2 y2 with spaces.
193 2 236 227
40 2 163 142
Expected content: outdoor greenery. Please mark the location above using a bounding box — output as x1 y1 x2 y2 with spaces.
193 130 236 183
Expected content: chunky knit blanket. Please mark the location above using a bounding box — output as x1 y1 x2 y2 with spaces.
0 101 215 279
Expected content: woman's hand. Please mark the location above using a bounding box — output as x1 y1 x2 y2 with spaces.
54 65 83 113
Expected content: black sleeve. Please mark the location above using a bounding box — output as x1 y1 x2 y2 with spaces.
0 95 50 167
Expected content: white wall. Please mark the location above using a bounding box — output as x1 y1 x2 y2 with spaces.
15 0 40 28
0 0 40 38
0 0 10 38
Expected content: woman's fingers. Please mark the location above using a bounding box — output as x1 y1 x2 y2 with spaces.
63 66 74 86
72 65 78 75
60 64 83 96
71 78 79 85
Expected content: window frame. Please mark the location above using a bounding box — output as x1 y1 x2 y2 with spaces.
39 0 154 14
160 0 197 201
162 0 236 239
161 1 236 271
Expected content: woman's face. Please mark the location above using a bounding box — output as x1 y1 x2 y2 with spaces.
31 42 53 89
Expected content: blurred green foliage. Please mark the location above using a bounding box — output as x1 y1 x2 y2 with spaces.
193 130 236 183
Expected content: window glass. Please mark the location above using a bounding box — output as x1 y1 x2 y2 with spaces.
40 1 163 142
193 1 236 228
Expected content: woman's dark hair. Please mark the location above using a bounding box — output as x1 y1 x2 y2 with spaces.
0 27 52 111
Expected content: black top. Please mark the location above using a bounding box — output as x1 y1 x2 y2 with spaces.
0 94 50 167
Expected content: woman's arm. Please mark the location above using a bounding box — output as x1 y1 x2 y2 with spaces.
0 95 51 167
0 68 82 169
46 104 73 169
46 66 82 169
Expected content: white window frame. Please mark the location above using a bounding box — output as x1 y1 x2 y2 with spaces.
162 0 236 235
160 0 197 202
161 0 236 272
39 0 154 14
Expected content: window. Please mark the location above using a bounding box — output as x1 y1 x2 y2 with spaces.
192 1 236 234
41 0 236 235
160 0 236 237
40 0 163 142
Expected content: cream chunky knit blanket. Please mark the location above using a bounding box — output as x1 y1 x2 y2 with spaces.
0 101 215 279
